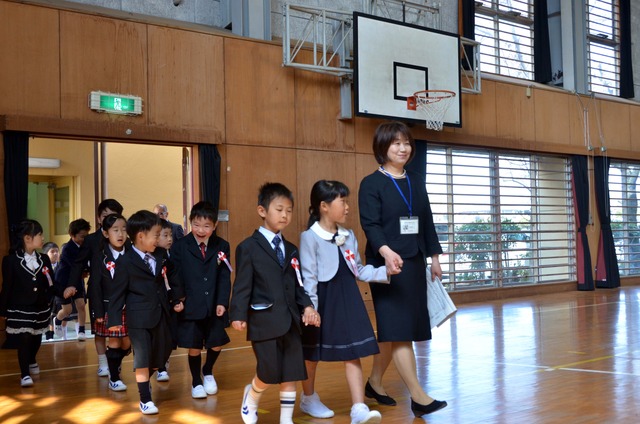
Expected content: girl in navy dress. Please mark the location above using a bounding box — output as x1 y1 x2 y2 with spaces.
89 213 131 392
299 180 388 424
0 219 55 387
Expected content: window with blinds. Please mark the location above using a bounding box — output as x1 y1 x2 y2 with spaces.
587 0 620 95
609 161 640 275
475 0 534 80
425 146 575 290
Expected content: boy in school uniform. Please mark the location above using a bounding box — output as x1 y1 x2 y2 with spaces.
170 201 231 399
108 210 183 415
54 218 91 341
230 182 321 424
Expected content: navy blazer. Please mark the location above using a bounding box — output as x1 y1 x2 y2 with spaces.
63 230 102 290
107 247 172 329
54 239 83 293
0 251 55 315
230 230 313 342
170 233 231 320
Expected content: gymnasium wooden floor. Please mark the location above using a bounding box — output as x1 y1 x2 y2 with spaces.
2 286 640 423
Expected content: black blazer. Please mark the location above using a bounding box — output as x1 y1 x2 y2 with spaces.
0 251 55 315
169 221 184 241
230 230 313 342
54 239 83 293
88 246 126 319
63 230 102 290
170 233 231 320
107 248 172 329
358 169 443 261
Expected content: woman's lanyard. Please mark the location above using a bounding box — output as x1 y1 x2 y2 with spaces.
380 167 419 234
380 166 412 216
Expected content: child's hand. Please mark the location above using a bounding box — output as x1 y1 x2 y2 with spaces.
216 305 226 316
231 320 246 331
95 317 104 323
108 325 122 332
302 306 321 327
63 286 77 299
173 301 184 313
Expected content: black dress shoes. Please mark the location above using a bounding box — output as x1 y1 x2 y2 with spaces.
364 381 397 406
410 399 448 417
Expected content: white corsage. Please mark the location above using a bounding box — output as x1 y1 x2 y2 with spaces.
333 234 346 246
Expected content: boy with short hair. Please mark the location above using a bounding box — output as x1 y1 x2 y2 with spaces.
108 210 183 415
170 201 231 398
55 218 91 341
230 183 321 424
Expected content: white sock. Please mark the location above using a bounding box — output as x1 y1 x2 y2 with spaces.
279 391 296 424
248 379 264 408
98 354 108 368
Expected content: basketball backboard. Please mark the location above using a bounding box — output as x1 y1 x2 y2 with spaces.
354 12 462 128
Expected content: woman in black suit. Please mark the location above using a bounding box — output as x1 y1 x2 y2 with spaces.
358 121 447 417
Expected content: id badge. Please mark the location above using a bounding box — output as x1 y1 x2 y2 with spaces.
400 216 419 234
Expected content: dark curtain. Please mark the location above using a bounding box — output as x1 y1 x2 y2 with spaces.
533 0 552 83
3 131 29 246
406 139 427 177
198 144 221 211
571 156 595 291
619 0 634 99
593 156 621 288
461 0 475 70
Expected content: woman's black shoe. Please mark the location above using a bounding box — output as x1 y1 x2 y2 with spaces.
364 381 397 406
411 399 448 417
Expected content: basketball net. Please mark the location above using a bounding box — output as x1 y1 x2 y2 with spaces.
407 90 456 131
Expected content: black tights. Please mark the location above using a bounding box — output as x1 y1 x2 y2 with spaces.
17 333 42 377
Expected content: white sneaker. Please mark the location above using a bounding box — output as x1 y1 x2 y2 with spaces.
203 374 218 395
109 380 127 392
350 403 381 424
53 325 63 338
97 366 109 377
77 332 86 341
29 363 40 375
300 392 334 418
156 371 170 382
20 376 34 387
241 384 258 424
191 384 207 399
139 401 158 415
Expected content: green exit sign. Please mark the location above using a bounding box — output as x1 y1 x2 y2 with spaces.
89 91 143 116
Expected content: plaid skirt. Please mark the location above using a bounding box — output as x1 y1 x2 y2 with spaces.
93 309 128 337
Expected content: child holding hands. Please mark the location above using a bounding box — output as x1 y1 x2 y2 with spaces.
170 201 231 398
108 210 183 414
230 183 320 424
0 220 56 386
299 180 387 424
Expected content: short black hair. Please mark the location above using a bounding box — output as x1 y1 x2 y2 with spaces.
98 199 124 215
159 218 172 230
126 210 161 240
42 241 59 254
372 121 416 165
189 201 218 223
68 218 91 236
258 182 294 209
307 180 350 229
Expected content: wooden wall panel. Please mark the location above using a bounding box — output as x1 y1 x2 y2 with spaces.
294 150 358 231
293 51 354 152
456 80 497 138
0 2 60 117
568 94 600 151
630 107 640 153
354 117 386 154
600 100 631 151
225 145 298 252
60 12 147 122
225 38 295 147
534 89 572 146
148 26 224 140
495 82 535 141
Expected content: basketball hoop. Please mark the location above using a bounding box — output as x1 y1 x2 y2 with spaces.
407 90 456 131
